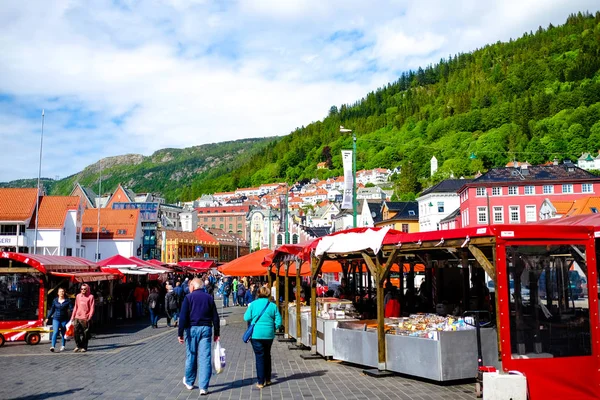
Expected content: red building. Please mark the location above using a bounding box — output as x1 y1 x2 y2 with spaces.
195 205 251 237
458 162 600 227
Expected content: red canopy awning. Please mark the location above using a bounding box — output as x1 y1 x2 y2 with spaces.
0 252 99 274
142 258 175 272
219 249 272 276
97 254 141 268
49 271 123 283
178 260 214 273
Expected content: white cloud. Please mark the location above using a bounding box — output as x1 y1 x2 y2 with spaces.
0 0 597 182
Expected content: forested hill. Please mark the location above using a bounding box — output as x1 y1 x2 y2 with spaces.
194 11 600 200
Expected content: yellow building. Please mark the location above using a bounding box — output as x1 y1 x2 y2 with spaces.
374 201 420 232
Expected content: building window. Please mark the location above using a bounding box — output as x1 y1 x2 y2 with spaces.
508 186 518 195
509 206 520 223
581 183 592 193
543 185 554 194
562 184 573 194
277 234 283 245
437 202 444 213
401 224 409 233
211 217 216 222
477 207 488 224
525 205 536 222
229 224 233 230
117 229 127 235
462 208 469 226
492 187 501 196
219 224 224 229
493 206 503 224
524 186 535 195
292 234 299 244
476 187 486 197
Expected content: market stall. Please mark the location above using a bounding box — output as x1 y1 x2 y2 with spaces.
0 252 122 346
303 217 599 399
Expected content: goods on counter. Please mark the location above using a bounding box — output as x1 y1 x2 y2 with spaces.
388 314 474 339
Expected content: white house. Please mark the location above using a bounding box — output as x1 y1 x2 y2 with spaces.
308 202 340 227
25 196 84 257
179 210 199 232
577 151 600 171
417 179 470 232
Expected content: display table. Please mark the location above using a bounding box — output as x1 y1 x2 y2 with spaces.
331 319 500 381
386 328 499 381
287 305 311 346
316 318 359 357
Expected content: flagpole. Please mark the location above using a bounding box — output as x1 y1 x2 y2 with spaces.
33 109 45 255
96 169 102 261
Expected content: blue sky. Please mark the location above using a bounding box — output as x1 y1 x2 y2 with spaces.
0 0 597 182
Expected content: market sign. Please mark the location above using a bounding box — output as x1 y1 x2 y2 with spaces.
0 236 17 246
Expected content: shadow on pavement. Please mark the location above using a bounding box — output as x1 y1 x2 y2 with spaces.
208 370 327 393
9 388 84 400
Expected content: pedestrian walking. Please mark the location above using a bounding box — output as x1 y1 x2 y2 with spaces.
165 284 179 327
45 287 72 352
178 278 220 395
245 283 254 305
222 278 231 307
237 282 246 306
124 283 134 319
232 277 239 305
148 287 160 328
244 286 282 389
133 283 146 317
70 283 95 353
174 281 184 304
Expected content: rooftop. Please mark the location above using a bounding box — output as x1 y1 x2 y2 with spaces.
28 196 80 229
0 188 38 222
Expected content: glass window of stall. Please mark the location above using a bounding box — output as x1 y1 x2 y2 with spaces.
505 244 591 358
0 273 41 321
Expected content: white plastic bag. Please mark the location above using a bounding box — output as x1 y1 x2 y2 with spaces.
214 341 226 374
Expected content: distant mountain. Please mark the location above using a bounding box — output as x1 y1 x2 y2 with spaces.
1 138 278 203
0 178 56 192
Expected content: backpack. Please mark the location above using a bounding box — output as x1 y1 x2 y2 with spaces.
166 292 179 310
237 284 246 297
223 283 231 295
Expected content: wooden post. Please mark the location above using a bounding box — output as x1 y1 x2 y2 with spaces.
362 249 398 372
284 261 290 338
310 256 324 352
461 250 470 314
295 258 302 346
275 262 281 310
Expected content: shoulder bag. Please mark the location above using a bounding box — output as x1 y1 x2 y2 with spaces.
242 300 271 343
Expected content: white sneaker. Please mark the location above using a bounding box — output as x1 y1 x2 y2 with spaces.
49 347 55 352
182 377 193 390
59 346 65 352
199 389 208 395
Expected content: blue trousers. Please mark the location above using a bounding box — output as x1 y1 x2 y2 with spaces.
51 319 67 347
223 294 230 307
149 308 159 326
184 326 213 391
251 339 273 385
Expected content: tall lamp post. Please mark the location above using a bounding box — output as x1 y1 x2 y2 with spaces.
340 126 357 228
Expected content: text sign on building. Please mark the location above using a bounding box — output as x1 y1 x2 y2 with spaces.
0 236 18 246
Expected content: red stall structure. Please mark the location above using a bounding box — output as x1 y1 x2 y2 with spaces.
297 215 599 400
0 252 122 347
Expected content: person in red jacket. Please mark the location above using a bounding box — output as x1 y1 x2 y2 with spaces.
70 284 95 352
384 287 401 318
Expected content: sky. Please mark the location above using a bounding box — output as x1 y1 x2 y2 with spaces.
0 0 597 182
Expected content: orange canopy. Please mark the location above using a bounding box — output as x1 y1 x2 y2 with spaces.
270 261 424 276
218 249 273 276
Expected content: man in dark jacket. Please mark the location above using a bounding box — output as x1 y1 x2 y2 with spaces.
178 278 220 395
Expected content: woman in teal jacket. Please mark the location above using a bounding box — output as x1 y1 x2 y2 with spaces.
243 286 282 389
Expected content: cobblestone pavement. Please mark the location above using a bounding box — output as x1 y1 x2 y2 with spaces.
1 300 476 400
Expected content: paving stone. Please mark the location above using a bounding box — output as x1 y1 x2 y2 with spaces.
1 300 474 399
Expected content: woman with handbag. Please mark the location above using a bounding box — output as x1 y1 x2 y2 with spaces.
44 287 72 352
243 286 282 389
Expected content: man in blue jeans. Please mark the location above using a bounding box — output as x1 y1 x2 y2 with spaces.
178 278 220 395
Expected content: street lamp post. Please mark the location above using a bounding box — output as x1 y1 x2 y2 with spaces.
340 126 357 228
33 109 45 255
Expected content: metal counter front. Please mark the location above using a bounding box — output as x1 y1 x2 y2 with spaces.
332 321 499 381
287 306 311 347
